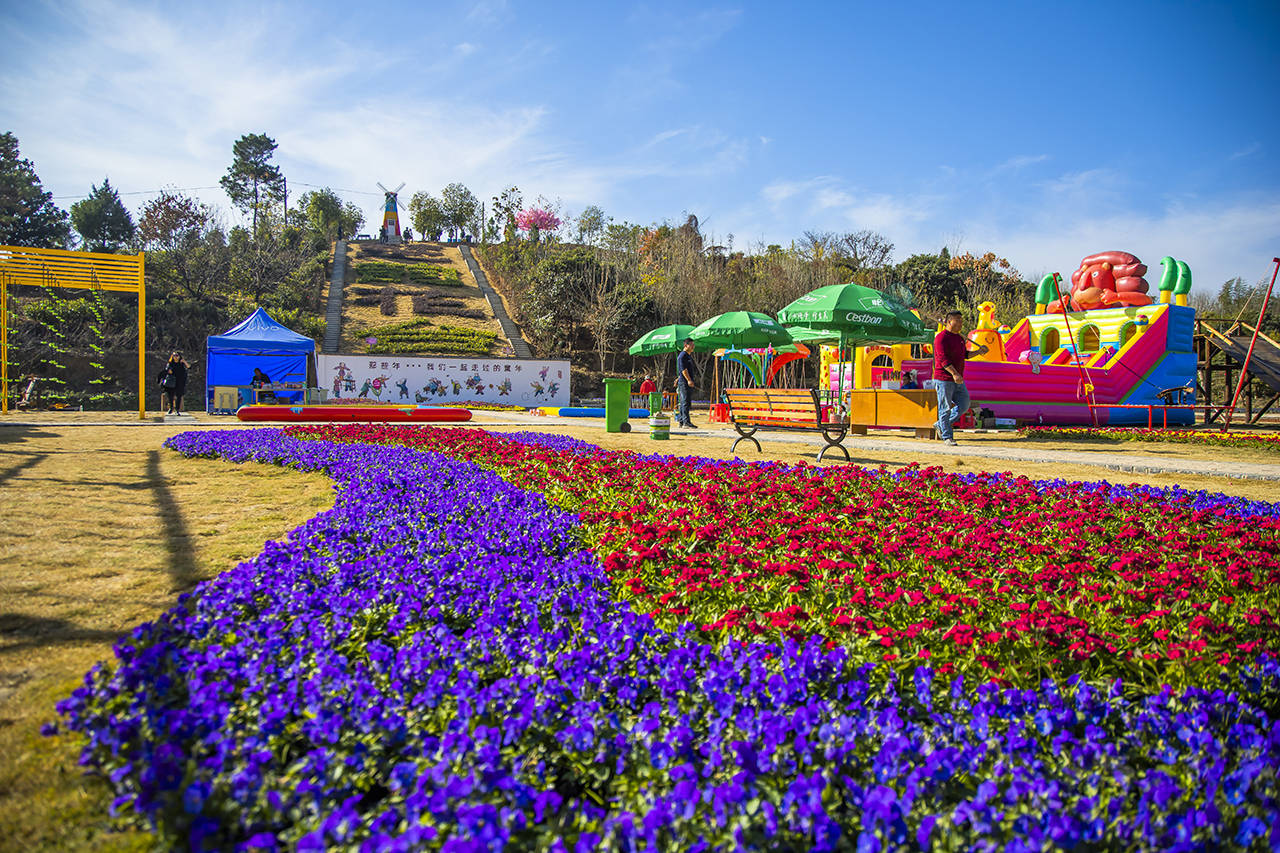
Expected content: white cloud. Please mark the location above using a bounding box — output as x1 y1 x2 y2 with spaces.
722 165 1278 292
465 0 509 25
1230 142 1262 160
976 197 1280 291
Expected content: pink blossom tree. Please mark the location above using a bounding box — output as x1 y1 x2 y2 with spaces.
515 207 560 241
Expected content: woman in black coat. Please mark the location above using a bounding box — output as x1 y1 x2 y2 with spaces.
157 351 189 414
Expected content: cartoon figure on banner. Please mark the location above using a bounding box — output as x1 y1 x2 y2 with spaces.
331 362 351 399
539 366 551 381
531 381 546 398
497 378 512 396
369 375 391 398
357 378 373 398
396 378 409 399
450 379 461 395
547 382 559 398
465 374 488 395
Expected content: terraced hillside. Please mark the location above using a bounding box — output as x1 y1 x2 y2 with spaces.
337 242 512 357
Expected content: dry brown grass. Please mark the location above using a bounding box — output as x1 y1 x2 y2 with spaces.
0 419 334 853
339 242 505 352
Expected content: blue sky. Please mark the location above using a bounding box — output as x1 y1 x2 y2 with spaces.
4 0 1278 292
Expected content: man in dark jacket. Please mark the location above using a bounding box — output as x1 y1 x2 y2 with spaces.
675 338 698 428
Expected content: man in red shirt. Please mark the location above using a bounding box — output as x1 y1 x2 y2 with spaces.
933 311 988 445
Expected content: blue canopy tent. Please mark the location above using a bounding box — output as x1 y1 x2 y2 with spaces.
205 308 315 410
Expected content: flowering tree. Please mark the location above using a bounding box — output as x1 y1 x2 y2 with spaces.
515 207 560 241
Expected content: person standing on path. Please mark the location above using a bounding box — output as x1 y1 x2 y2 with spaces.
676 338 698 428
158 351 189 415
933 311 987 446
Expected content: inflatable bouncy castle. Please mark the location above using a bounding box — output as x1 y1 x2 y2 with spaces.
854 251 1198 426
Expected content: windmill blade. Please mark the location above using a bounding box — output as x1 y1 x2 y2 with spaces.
377 182 389 193
393 182 405 194
396 198 406 210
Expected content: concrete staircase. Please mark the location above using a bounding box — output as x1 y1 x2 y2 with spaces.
322 240 347 354
459 243 534 359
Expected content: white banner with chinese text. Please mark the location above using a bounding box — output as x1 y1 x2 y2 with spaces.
317 354 571 407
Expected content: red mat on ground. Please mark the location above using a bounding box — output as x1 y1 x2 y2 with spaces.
236 406 472 423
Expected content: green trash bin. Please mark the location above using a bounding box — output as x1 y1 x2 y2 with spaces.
647 390 663 416
603 378 633 433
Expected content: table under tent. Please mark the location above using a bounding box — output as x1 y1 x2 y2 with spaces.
205 308 316 413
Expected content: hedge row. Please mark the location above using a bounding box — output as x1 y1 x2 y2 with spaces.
354 260 464 286
360 318 499 355
411 294 486 318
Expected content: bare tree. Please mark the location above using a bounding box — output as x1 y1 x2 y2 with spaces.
834 229 895 270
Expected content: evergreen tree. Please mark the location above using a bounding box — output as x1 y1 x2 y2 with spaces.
896 248 966 310
219 133 284 234
70 177 135 252
297 187 364 241
440 183 478 240
0 132 71 248
409 191 448 241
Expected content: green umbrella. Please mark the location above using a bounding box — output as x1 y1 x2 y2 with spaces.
783 325 841 344
778 283 930 409
628 324 699 356
689 311 793 349
776 282 929 345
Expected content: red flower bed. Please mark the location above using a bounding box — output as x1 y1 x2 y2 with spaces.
288 424 1280 688
1020 425 1280 452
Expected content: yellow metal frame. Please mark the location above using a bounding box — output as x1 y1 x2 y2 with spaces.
0 245 146 419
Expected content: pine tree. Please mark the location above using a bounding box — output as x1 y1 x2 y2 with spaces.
70 177 135 252
0 132 71 248
219 133 284 234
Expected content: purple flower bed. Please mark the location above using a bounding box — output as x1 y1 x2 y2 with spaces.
54 430 1280 851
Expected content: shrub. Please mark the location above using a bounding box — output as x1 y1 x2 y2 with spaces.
379 285 397 316
411 294 486 318
359 318 498 355
409 263 463 286
355 260 465 287
354 260 407 283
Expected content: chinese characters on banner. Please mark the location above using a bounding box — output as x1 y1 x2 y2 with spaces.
316 355 571 407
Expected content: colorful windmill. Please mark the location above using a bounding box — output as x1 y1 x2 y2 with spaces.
377 182 405 243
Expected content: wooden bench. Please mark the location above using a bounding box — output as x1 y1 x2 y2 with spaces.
724 387 850 462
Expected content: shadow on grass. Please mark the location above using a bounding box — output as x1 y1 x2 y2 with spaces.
145 450 200 593
0 613 124 653
0 452 45 487
0 423 57 446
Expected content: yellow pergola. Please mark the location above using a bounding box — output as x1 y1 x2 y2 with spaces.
0 245 146 419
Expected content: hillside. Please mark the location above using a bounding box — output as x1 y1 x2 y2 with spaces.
336 241 514 357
